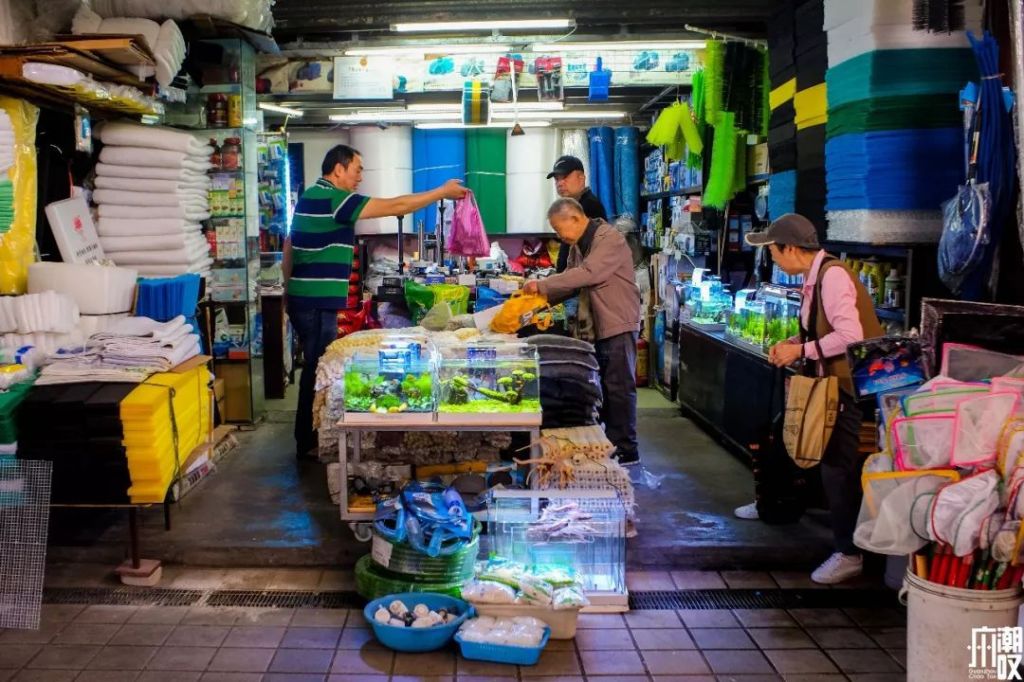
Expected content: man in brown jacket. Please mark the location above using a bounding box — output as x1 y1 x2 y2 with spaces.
524 198 642 465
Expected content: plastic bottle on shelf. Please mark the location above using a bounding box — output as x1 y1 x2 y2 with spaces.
884 268 904 309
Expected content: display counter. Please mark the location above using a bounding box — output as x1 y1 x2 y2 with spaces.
677 321 788 462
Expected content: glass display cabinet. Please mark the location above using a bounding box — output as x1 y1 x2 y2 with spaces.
489 489 628 611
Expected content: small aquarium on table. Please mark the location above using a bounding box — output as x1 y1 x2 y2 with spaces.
342 339 438 420
682 274 732 330
488 489 627 611
437 343 541 426
761 284 802 351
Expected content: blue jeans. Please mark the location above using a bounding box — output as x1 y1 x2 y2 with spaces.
288 307 338 456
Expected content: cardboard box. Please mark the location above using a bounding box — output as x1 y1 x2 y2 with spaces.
215 363 252 423
748 143 769 179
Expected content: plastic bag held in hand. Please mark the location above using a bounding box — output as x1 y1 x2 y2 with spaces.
448 191 490 257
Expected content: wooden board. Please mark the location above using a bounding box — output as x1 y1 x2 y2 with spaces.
0 43 143 86
52 34 157 68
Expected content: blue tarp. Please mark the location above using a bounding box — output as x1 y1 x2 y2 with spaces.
413 128 466 234
614 127 641 221
588 127 615 218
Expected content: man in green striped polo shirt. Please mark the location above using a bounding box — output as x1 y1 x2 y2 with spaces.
284 144 467 458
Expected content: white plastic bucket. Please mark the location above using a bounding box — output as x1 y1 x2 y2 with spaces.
902 569 1023 682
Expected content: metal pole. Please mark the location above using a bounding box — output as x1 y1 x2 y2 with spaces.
128 507 141 569
397 215 404 275
437 201 446 267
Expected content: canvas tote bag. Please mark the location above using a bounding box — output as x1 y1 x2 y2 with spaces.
784 266 839 468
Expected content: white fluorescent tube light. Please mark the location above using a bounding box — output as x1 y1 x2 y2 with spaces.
258 103 304 117
394 19 573 32
492 110 628 120
415 121 552 129
329 111 463 123
345 44 511 56
530 40 706 52
405 101 565 113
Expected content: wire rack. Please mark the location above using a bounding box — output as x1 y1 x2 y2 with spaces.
0 459 53 630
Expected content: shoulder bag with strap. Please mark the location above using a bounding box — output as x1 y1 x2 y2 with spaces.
783 258 840 468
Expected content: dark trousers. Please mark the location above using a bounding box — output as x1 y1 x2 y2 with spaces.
288 307 338 455
821 392 865 555
595 332 639 458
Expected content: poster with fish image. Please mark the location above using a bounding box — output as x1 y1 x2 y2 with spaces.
846 337 927 398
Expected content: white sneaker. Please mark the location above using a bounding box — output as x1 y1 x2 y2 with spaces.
734 502 760 520
811 552 863 585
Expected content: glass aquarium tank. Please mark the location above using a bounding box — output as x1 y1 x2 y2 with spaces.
683 275 732 327
734 301 766 348
762 285 803 350
342 340 438 414
489 489 628 610
437 343 540 420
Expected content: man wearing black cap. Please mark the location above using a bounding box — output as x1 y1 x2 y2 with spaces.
547 156 607 273
738 213 883 585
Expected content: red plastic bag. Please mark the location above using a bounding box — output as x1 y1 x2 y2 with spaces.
448 191 490 257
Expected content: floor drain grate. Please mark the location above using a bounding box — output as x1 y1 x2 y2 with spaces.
43 587 203 606
628 589 900 611
205 590 362 609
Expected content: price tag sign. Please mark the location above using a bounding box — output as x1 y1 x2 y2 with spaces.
371 534 393 567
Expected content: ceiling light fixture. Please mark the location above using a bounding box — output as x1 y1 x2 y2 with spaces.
530 40 706 52
491 110 628 120
345 44 512 56
405 101 565 113
393 19 573 33
329 111 463 123
414 121 553 129
258 103 305 117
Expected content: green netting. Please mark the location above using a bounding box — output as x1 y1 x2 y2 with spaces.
826 94 962 138
355 554 466 601
465 129 507 234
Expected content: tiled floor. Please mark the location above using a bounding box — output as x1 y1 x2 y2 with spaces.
1 600 907 682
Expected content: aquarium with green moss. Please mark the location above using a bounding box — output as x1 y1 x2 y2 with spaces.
735 301 766 348
761 285 803 351
342 349 437 415
438 344 541 415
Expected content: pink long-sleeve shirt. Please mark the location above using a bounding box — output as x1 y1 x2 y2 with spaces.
798 250 865 364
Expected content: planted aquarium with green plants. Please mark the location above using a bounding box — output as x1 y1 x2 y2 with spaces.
737 302 767 348
438 344 541 415
761 285 803 351
343 345 437 414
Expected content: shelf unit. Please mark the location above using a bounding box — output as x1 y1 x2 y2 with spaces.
257 132 292 252
191 37 265 424
641 185 704 201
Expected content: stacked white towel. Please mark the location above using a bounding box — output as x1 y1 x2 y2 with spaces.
89 314 201 371
41 314 201 383
93 122 214 277
0 291 80 334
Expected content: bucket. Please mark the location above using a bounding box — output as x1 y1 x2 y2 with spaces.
901 569 1023 682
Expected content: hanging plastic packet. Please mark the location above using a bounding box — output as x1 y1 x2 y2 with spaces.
462 80 491 125
534 56 564 102
491 55 523 103
588 57 611 103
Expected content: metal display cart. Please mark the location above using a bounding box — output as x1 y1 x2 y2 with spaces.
336 412 542 541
